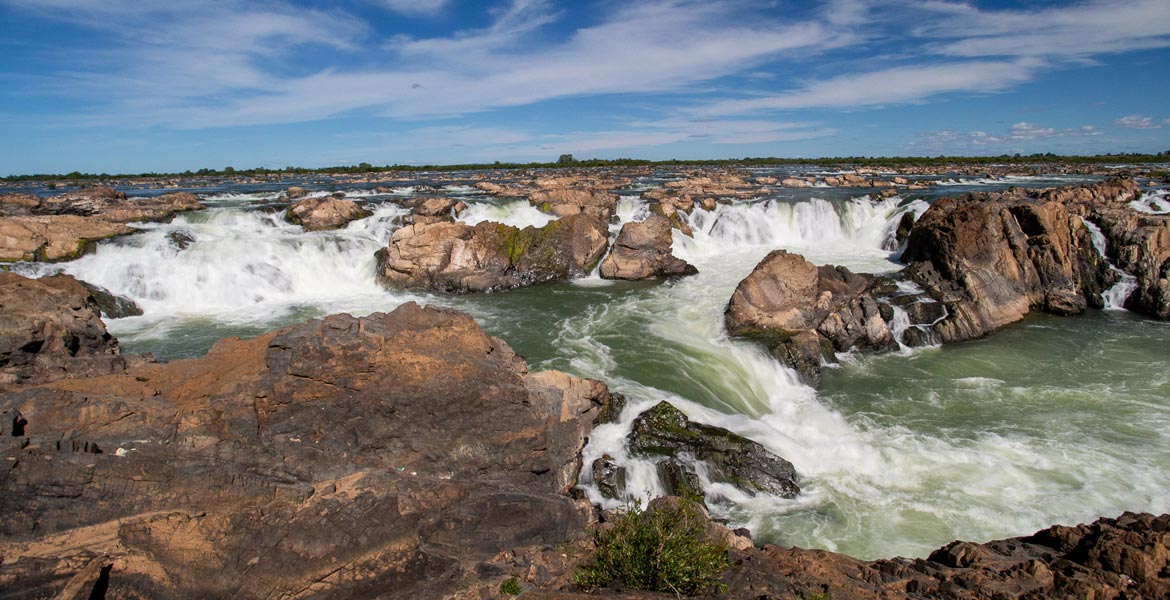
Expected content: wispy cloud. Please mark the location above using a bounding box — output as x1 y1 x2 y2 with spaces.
382 0 451 17
1113 115 1162 129
691 59 1039 116
910 121 1105 153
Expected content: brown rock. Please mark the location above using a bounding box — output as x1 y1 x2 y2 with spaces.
0 215 133 262
599 215 697 280
0 273 129 389
284 185 308 199
37 189 202 224
0 303 609 598
530 187 618 222
284 196 370 231
376 214 609 292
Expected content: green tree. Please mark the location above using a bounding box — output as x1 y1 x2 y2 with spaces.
557 153 575 164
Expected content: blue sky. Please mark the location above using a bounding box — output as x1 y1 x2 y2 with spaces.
1 0 1168 174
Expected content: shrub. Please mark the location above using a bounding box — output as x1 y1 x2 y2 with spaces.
573 498 728 595
499 577 521 595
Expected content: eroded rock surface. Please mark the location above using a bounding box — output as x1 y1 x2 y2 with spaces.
0 302 614 599
376 213 608 292
284 196 370 231
599 215 697 280
0 273 130 389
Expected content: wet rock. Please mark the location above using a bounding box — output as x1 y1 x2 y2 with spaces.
599 215 697 280
0 273 129 389
166 229 196 250
594 391 626 425
376 213 608 292
78 280 143 319
655 459 704 502
649 202 694 237
0 302 609 598
591 455 627 500
401 196 467 222
284 196 370 231
284 185 308 199
627 401 799 498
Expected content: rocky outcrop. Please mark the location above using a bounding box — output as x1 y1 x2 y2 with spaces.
0 273 131 389
376 213 608 292
530 187 618 222
901 191 1113 342
726 179 1149 382
78 280 144 319
284 196 370 231
724 250 903 383
599 215 697 280
399 196 468 225
0 215 133 261
627 401 799 498
0 188 204 262
0 302 616 599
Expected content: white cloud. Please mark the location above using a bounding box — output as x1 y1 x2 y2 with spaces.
910 122 1104 152
382 0 450 16
1114 115 1161 129
912 0 1170 59
691 60 1039 116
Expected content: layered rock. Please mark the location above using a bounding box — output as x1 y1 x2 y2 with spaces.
0 302 616 598
726 178 1151 381
627 401 799 498
0 273 132 389
284 196 370 231
529 187 618 222
399 196 468 225
599 215 697 280
376 213 608 292
0 188 204 262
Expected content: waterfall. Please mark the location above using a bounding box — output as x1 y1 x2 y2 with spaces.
1082 218 1138 310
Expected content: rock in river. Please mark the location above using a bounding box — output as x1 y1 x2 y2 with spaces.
599 215 697 280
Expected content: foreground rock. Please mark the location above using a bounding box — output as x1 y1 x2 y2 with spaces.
726 178 1154 381
0 273 133 389
0 188 204 262
599 215 697 280
530 511 1170 599
376 213 608 292
627 401 799 498
283 196 370 231
0 302 618 598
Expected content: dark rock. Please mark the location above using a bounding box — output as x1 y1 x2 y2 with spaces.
0 272 129 389
599 215 697 280
591 455 627 500
655 459 704 502
78 280 143 319
627 401 799 498
167 229 196 250
0 302 609 598
594 391 626 425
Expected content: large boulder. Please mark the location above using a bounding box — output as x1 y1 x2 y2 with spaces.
724 250 898 383
0 302 613 598
529 187 618 222
0 273 130 389
627 401 799 498
902 193 1112 342
376 213 609 292
284 196 370 231
599 215 697 280
0 215 133 262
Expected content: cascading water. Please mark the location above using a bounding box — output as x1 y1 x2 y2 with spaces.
1082 218 1138 310
13 181 1170 561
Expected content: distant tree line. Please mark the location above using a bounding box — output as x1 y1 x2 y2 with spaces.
4 151 1169 182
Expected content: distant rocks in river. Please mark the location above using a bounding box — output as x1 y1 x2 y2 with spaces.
376 213 608 292
726 176 1167 383
0 187 204 262
283 195 370 231
599 215 697 280
399 195 467 224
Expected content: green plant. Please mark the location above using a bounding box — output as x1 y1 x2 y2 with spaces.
499 577 521 595
573 498 728 596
